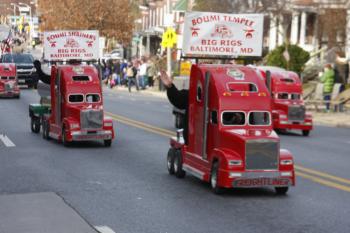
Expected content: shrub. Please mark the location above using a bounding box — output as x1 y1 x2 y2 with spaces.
265 44 310 73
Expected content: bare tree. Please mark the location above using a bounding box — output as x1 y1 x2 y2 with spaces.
38 0 136 45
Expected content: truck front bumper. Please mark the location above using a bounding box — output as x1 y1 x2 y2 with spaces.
0 90 20 97
219 170 295 188
274 120 313 131
71 130 113 141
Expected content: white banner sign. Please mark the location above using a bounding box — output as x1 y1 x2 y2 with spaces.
44 30 99 61
182 12 264 57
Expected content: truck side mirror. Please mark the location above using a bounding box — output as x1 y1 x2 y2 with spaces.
266 70 272 96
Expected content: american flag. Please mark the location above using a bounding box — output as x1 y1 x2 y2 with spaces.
1 29 12 54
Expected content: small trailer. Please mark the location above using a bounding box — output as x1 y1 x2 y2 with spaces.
0 63 20 98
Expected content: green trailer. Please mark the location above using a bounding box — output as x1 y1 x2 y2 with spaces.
29 104 51 133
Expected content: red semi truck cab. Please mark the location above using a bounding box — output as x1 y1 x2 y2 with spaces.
30 64 114 147
258 67 313 136
167 64 295 194
0 63 20 98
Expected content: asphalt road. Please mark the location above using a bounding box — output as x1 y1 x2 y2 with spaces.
1 88 350 233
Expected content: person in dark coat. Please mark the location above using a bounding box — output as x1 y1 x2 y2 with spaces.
34 60 51 84
160 71 189 144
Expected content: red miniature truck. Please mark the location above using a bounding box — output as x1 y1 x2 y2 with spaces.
258 66 313 136
167 64 295 194
0 63 20 98
29 64 114 147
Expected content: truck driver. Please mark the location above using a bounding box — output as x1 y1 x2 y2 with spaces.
160 71 189 144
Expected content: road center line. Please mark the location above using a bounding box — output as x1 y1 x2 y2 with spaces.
295 165 350 186
106 111 350 192
296 171 350 193
0 134 16 147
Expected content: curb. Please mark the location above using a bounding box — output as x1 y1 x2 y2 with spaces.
313 121 350 128
104 86 167 99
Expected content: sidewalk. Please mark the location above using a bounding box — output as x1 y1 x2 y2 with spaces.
0 192 98 233
312 112 350 128
105 85 167 99
104 85 350 128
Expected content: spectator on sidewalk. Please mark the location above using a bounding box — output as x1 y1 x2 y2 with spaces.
320 63 335 112
147 58 156 88
113 60 121 86
139 57 148 89
121 59 128 86
127 62 139 92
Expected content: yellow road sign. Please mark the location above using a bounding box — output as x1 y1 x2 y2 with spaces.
161 27 177 48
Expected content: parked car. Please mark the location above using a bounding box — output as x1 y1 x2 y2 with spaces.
1 53 38 88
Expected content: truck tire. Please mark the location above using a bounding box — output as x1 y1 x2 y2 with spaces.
174 150 186 178
210 162 224 195
302 130 310 136
104 139 112 147
275 187 289 195
42 120 50 140
62 127 70 147
30 117 40 133
167 148 175 175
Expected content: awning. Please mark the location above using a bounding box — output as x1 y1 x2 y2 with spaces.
173 0 188 12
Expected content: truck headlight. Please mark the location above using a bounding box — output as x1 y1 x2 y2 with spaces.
104 122 113 127
32 67 36 72
280 171 292 177
229 172 242 178
228 160 242 166
280 114 287 119
70 123 80 129
280 159 293 165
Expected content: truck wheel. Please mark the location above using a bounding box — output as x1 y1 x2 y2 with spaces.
62 127 70 147
174 150 186 178
302 130 310 136
275 187 289 195
30 117 40 133
15 94 20 99
211 162 224 195
104 139 112 147
42 120 50 140
167 148 175 175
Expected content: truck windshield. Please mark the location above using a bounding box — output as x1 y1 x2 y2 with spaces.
69 94 84 103
291 93 301 100
276 93 289 99
249 112 270 125
86 94 100 103
222 112 245 125
3 54 34 63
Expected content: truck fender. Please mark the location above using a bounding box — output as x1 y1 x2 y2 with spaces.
211 148 242 169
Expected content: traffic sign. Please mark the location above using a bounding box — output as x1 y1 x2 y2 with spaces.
161 27 177 48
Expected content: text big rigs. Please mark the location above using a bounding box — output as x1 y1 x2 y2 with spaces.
167 64 295 194
258 66 313 136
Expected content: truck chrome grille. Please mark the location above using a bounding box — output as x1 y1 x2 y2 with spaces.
245 139 279 170
5 82 14 91
80 109 103 130
288 105 305 121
